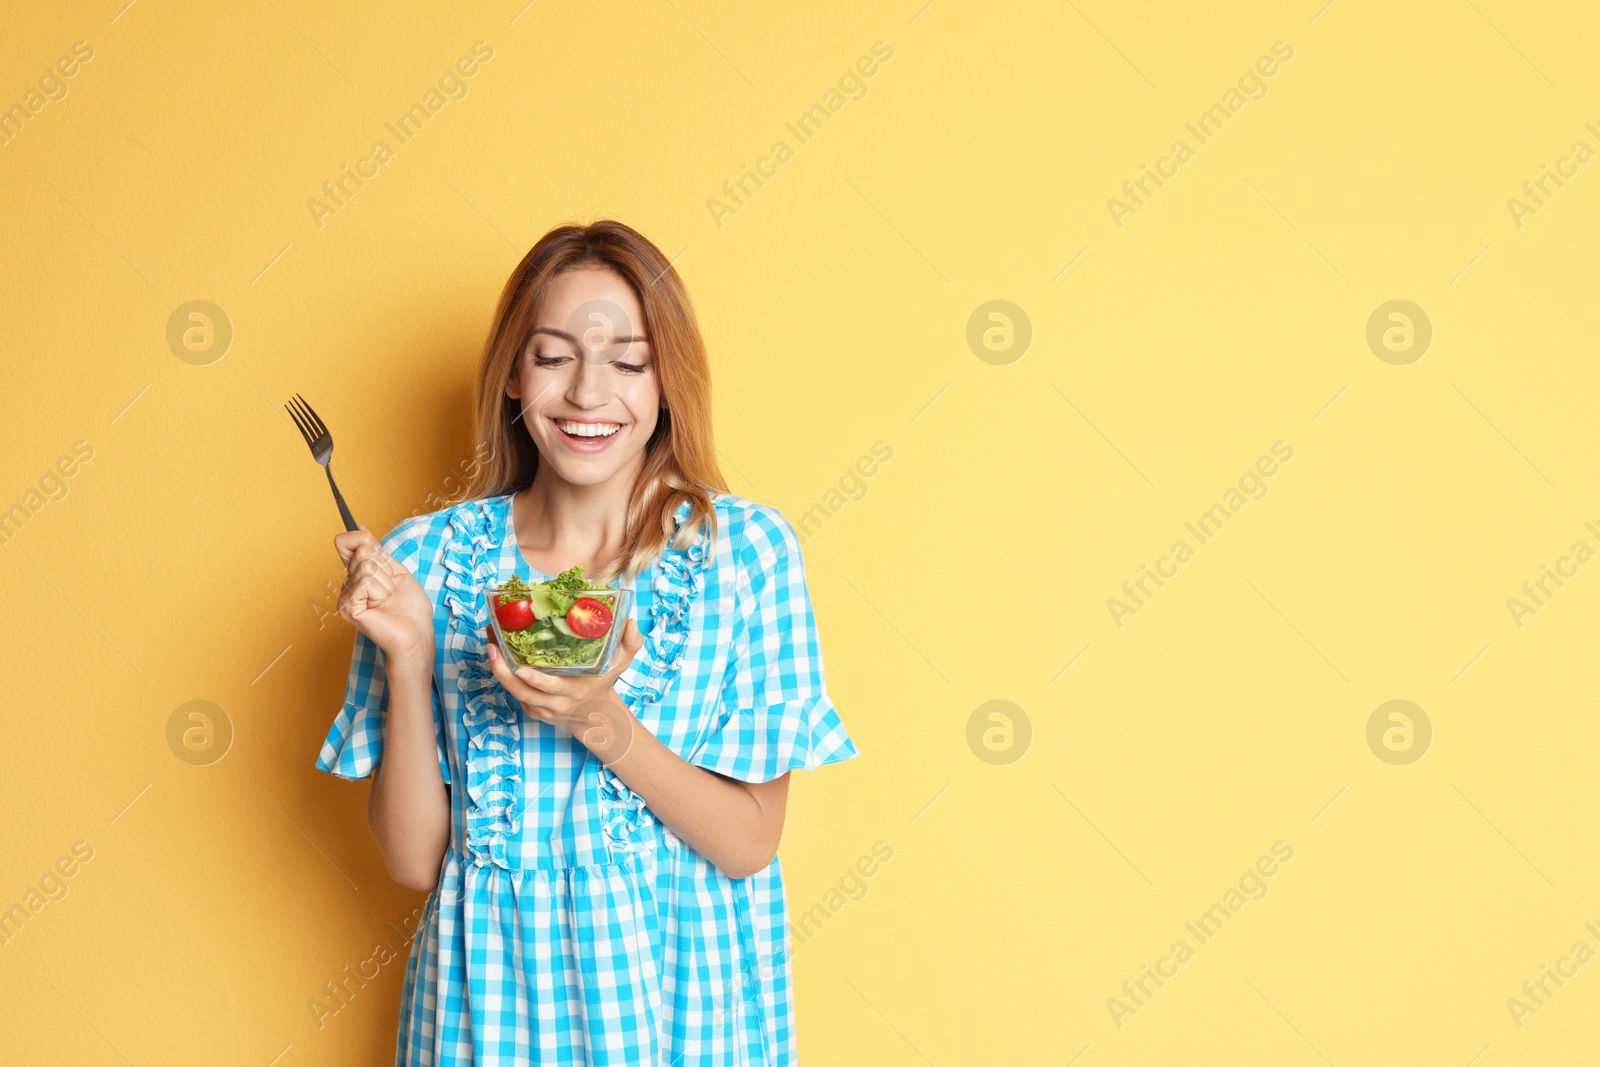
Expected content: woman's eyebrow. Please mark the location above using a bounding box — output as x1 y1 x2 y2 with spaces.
529 326 649 343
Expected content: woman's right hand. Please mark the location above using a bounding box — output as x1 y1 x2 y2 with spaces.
334 525 435 664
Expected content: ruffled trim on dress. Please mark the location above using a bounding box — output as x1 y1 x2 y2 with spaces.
597 769 655 858
601 497 713 858
442 498 523 869
616 498 711 709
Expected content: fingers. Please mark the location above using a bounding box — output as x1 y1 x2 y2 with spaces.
336 525 411 582
346 538 413 592
336 542 395 615
340 564 393 619
343 545 384 592
333 524 379 566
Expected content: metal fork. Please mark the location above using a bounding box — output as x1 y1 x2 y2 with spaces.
286 393 359 532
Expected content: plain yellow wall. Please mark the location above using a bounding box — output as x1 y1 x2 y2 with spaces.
3 0 1599 1063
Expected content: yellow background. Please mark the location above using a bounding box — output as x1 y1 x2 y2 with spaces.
2 0 1598 1063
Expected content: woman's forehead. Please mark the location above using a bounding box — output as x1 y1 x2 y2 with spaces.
531 268 647 346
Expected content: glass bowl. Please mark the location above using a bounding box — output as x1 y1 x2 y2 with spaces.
484 581 633 676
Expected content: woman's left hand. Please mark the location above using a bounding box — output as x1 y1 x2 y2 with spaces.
483 618 645 765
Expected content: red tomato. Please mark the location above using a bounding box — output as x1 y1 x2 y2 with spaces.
566 596 613 639
495 596 535 631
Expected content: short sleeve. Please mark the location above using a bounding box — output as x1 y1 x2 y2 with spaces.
314 632 450 783
688 507 860 782
313 517 450 784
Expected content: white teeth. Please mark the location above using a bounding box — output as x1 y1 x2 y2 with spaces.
555 419 621 438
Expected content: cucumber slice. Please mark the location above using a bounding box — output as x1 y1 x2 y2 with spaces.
549 613 577 637
529 585 560 619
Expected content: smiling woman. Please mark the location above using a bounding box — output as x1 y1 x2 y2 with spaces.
316 219 859 1065
473 223 727 583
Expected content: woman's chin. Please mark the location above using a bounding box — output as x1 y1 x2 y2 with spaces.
537 446 643 488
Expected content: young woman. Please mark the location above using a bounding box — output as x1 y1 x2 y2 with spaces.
314 219 859 1065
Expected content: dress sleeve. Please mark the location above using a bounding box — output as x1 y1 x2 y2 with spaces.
313 518 451 784
687 507 860 783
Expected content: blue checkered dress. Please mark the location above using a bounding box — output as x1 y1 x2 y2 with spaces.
316 490 859 1065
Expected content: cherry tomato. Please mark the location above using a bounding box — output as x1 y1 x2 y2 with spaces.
495 596 535 631
566 596 613 639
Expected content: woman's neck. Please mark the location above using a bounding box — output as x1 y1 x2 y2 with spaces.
512 461 639 579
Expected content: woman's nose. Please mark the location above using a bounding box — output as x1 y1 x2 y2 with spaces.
566 356 610 406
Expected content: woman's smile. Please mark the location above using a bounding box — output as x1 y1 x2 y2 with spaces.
551 415 625 452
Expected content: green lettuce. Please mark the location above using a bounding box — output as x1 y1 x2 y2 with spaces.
502 623 605 667
544 565 610 614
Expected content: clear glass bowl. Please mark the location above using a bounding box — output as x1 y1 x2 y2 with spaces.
484 582 632 676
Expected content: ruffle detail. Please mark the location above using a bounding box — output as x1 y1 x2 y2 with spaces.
616 498 712 711
601 497 714 859
597 765 655 858
442 498 523 869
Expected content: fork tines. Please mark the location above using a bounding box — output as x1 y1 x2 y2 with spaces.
286 393 330 453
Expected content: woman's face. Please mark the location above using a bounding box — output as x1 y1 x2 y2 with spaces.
506 265 661 488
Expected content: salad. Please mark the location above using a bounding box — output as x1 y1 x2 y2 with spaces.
490 566 621 670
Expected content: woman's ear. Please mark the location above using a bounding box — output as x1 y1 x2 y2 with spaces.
505 350 523 400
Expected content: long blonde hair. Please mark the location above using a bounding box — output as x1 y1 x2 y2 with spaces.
465 220 726 582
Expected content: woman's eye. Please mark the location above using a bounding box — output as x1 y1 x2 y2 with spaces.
530 350 646 373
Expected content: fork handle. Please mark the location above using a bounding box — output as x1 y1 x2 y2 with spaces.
325 465 359 532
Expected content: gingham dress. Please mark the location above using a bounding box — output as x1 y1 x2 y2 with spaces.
315 490 859 1066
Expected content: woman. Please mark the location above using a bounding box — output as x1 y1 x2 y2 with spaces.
314 219 859 1065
